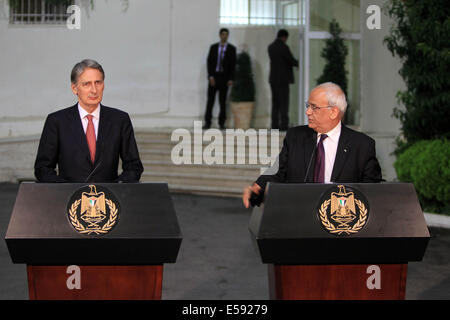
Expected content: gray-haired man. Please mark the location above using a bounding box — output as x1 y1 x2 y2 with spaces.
34 59 143 183
243 82 382 207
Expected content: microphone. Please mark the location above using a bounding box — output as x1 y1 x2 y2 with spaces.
85 159 103 182
304 136 319 183
249 189 263 207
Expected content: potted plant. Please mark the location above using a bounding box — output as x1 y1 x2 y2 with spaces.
316 19 349 123
230 51 255 129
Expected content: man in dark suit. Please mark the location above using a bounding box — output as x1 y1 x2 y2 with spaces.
243 82 382 207
203 28 237 129
34 59 143 183
268 29 299 130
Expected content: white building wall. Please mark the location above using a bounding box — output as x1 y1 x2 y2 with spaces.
0 0 405 182
0 0 220 138
360 0 405 180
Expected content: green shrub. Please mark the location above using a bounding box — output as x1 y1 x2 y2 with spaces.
316 19 348 96
230 51 255 102
394 139 450 214
384 0 450 154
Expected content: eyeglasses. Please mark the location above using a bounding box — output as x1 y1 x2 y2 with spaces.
305 102 333 111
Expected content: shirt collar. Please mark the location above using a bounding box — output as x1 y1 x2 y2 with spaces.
324 121 342 142
318 121 342 142
78 103 100 120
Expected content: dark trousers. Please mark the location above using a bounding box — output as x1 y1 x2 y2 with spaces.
204 74 228 127
270 82 290 130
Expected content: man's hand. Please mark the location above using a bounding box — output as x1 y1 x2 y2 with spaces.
242 183 262 208
209 77 215 87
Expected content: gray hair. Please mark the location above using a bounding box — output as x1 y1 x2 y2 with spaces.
70 59 105 84
315 82 347 114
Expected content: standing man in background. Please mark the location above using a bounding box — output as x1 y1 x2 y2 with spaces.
268 29 299 131
203 28 237 130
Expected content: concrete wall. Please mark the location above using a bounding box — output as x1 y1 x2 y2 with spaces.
225 27 301 129
0 0 220 138
360 0 405 180
0 0 405 182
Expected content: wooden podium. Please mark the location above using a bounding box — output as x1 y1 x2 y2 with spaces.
249 183 430 300
5 182 182 300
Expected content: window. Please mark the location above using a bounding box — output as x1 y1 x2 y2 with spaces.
220 0 301 26
306 0 361 126
9 0 74 25
219 0 362 126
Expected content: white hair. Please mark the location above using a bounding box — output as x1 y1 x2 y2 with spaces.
315 82 347 114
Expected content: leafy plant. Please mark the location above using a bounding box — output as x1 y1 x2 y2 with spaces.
383 0 450 154
394 139 450 214
230 51 255 102
316 19 348 98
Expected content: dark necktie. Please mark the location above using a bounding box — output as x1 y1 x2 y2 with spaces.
217 45 224 72
313 134 328 183
85 114 96 164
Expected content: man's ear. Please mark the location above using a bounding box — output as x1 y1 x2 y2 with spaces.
330 106 341 120
71 83 78 96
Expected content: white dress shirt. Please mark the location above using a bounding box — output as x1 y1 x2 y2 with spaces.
78 104 100 140
317 121 342 183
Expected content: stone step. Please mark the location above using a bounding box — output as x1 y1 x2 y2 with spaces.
136 136 284 152
142 160 262 177
136 130 285 144
134 129 173 140
137 139 283 149
139 149 274 164
164 184 243 198
141 171 253 190
134 129 278 197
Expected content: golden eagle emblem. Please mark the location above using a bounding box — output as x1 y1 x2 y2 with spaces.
68 185 119 235
318 185 369 236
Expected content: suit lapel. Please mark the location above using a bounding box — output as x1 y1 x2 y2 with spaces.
94 105 111 165
303 129 317 183
331 124 351 182
67 104 91 163
213 43 219 63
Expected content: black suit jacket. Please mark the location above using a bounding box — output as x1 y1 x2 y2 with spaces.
207 42 237 81
268 38 299 85
255 124 382 194
34 104 143 183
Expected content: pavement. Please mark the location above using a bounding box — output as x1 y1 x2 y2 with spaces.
0 183 448 300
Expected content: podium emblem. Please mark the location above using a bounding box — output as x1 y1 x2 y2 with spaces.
67 185 120 235
317 185 369 236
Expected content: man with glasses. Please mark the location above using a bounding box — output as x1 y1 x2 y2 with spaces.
243 82 382 207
